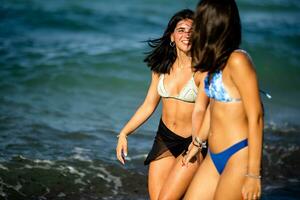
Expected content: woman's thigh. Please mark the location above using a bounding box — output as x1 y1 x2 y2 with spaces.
157 154 201 200
214 147 248 200
184 153 219 200
148 156 176 200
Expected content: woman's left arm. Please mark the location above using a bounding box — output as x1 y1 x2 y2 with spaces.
228 51 263 199
182 72 210 166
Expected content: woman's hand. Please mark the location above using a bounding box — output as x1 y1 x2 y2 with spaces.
116 134 128 165
182 142 200 167
242 176 261 200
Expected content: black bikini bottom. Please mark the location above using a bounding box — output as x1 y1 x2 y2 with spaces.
144 119 207 165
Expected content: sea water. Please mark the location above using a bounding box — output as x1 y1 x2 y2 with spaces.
0 0 299 199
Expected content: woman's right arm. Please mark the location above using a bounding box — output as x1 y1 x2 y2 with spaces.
116 72 161 164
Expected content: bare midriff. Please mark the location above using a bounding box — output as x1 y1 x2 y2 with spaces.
208 99 248 153
161 98 194 138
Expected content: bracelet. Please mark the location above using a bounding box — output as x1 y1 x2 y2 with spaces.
245 174 261 179
193 136 207 149
192 141 201 148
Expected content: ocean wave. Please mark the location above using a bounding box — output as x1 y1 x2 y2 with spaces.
0 152 299 199
0 156 147 200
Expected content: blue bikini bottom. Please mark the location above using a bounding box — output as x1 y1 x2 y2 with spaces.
209 139 248 174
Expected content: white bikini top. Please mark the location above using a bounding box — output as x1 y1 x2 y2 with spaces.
157 74 198 103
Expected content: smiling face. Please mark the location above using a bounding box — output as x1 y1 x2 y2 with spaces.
171 19 193 53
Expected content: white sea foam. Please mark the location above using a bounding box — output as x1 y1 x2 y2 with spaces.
66 166 85 177
0 164 8 171
74 178 87 185
33 159 55 165
71 154 92 162
264 184 284 191
14 182 22 191
129 154 147 160
24 164 33 169
70 147 92 162
57 192 66 197
288 178 299 183
0 180 25 197
33 165 52 170
73 147 91 153
90 165 122 195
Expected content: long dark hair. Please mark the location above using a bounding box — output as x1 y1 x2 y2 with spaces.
191 0 241 73
144 9 194 74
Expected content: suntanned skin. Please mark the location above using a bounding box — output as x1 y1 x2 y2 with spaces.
116 19 209 200
183 51 263 200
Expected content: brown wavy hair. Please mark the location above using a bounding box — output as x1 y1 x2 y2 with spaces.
191 0 241 73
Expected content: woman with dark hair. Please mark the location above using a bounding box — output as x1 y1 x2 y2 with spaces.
116 9 208 200
183 0 263 200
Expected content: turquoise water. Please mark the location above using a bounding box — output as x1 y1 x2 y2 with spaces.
0 0 299 199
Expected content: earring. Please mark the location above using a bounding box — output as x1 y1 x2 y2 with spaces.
170 41 175 47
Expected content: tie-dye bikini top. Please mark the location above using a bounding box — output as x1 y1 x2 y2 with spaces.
204 70 241 102
204 49 272 102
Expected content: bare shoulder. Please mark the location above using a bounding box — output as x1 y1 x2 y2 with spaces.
227 49 256 75
194 70 208 86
